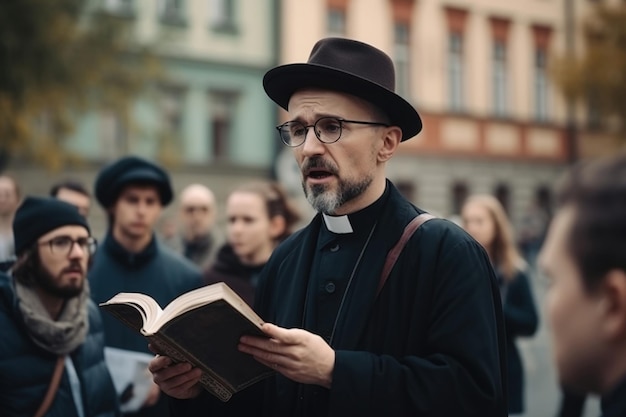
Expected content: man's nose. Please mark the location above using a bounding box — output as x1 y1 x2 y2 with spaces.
300 126 325 156
68 242 86 258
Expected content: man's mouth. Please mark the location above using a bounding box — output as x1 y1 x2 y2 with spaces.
306 169 333 180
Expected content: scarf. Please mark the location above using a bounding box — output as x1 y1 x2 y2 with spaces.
15 279 89 355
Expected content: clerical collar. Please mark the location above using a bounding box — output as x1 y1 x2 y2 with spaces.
321 183 390 235
322 213 353 234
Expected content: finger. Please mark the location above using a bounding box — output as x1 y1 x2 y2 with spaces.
260 323 295 342
148 355 172 373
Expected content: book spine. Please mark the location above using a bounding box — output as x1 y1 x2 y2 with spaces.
146 334 233 402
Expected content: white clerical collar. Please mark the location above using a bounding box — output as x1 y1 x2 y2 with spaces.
322 213 353 234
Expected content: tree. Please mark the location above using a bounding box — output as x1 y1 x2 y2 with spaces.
0 0 161 171
552 3 626 141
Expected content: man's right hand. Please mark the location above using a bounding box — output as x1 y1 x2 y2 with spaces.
148 355 203 399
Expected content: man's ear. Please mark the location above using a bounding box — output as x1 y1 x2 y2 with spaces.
598 269 626 341
377 126 402 163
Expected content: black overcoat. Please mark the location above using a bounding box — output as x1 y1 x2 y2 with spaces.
171 181 507 417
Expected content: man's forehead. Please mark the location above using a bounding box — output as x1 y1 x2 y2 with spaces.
539 207 575 268
39 225 89 241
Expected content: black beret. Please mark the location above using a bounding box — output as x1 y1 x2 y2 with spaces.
13 196 90 255
94 156 173 208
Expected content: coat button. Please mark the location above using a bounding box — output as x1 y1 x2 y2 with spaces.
329 243 339 252
324 281 336 293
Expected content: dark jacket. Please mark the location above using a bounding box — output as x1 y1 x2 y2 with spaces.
203 243 264 306
601 376 626 417
90 233 203 354
0 273 119 417
499 267 539 414
90 233 203 417
171 182 507 417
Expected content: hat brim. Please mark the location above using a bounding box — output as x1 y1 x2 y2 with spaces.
263 63 422 141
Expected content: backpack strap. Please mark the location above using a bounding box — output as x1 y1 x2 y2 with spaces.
377 213 436 297
34 355 65 417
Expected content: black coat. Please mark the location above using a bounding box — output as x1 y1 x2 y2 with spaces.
499 268 539 414
0 273 119 417
203 243 264 307
171 182 507 417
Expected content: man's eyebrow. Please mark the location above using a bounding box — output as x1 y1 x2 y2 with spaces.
290 113 342 123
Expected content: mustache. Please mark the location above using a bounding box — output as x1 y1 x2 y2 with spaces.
61 261 85 275
302 157 339 175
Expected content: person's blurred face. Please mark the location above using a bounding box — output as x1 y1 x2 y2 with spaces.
226 191 278 265
36 225 91 298
539 206 608 393
0 176 19 217
56 188 91 218
180 191 215 239
461 200 496 250
288 89 395 215
111 185 162 241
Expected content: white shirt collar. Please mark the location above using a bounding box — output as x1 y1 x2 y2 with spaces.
322 213 353 234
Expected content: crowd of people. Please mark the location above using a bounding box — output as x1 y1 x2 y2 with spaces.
0 36 625 417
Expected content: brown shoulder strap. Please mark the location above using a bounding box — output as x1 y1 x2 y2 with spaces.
377 213 436 297
34 355 65 417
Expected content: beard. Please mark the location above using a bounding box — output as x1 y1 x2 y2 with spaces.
301 157 373 214
36 260 85 299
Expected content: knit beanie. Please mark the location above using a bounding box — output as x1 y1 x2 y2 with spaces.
13 196 90 255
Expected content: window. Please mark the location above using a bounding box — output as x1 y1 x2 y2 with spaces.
159 0 186 24
448 32 464 112
99 112 128 158
103 0 134 16
208 91 238 159
327 8 346 36
494 183 510 214
492 40 508 117
394 23 411 99
159 86 185 137
534 47 550 122
209 0 237 32
451 181 469 215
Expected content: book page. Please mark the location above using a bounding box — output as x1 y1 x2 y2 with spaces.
104 347 155 412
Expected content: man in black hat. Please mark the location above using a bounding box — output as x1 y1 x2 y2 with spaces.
89 155 203 417
150 38 507 416
0 196 119 417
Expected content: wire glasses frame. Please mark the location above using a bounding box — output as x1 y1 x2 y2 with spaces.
38 236 98 256
276 116 390 147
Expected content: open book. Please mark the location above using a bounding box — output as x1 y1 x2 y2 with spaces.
99 282 274 402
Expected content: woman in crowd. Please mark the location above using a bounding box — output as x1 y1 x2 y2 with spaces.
203 180 301 306
461 194 539 415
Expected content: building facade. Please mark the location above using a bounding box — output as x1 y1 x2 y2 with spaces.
274 0 581 228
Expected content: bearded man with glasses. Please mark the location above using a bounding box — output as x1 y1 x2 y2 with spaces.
0 196 119 417
151 37 507 417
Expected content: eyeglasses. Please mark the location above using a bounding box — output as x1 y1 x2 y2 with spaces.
38 236 97 256
276 117 390 147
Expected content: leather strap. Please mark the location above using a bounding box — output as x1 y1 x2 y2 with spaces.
377 213 436 297
34 355 65 417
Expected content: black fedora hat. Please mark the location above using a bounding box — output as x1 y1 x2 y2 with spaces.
263 37 422 141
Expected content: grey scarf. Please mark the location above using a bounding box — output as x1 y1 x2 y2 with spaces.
15 280 89 355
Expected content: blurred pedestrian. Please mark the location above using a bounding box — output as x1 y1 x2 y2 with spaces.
149 37 507 416
177 184 220 269
89 155 202 417
539 152 626 417
462 194 539 415
50 179 92 218
204 180 300 305
0 196 119 417
0 174 21 268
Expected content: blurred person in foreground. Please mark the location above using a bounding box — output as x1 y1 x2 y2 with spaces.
149 37 507 417
176 184 220 269
204 180 301 306
462 194 539 415
89 156 202 417
50 179 92 218
540 152 626 417
0 196 118 417
0 174 21 268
